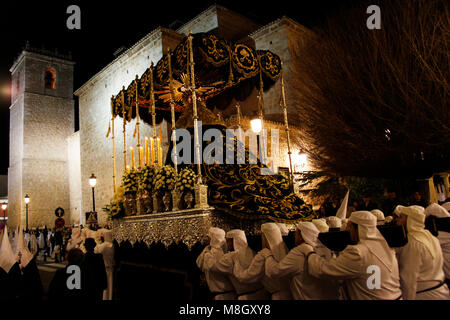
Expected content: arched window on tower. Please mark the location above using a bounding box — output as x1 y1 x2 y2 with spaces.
44 68 56 89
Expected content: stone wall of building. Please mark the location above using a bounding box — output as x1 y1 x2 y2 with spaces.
67 131 81 225
176 5 260 41
8 51 74 228
250 17 314 117
75 28 176 226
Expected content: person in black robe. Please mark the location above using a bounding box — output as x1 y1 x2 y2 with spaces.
48 248 87 300
82 238 107 301
0 263 23 300
20 257 44 299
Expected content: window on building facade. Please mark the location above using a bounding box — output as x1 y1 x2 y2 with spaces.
44 68 56 89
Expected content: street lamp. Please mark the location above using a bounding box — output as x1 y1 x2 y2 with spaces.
1 203 6 226
251 116 263 165
24 194 30 231
250 117 262 134
89 173 97 212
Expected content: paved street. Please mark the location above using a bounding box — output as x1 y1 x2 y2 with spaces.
35 255 66 295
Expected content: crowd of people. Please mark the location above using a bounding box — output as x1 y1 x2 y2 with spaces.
197 200 450 300
2 193 449 301
317 190 431 219
0 224 115 300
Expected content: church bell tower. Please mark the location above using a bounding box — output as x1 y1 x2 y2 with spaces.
8 44 75 228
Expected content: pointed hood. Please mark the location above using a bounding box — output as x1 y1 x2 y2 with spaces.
336 190 349 219
0 226 18 273
16 226 33 268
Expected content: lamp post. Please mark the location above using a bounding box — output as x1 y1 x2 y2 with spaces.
251 116 263 163
1 203 6 227
89 173 97 213
24 194 30 231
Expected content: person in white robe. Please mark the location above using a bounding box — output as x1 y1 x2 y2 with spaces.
208 229 268 300
95 229 115 300
424 203 450 283
96 228 109 244
66 227 83 251
441 202 450 211
327 216 342 230
371 209 385 225
37 231 45 250
196 227 236 300
265 221 340 300
276 223 290 236
29 232 38 257
233 223 292 300
0 226 17 274
15 227 33 269
395 205 449 299
302 211 402 300
312 219 329 233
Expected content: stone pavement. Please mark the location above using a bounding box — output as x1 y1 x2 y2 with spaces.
36 255 66 295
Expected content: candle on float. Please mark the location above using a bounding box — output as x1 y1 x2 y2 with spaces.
139 147 144 168
145 137 149 166
150 137 155 165
157 137 161 165
126 165 130 173
130 147 135 169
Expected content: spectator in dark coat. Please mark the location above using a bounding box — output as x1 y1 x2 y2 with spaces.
381 190 404 217
82 238 107 301
357 195 378 211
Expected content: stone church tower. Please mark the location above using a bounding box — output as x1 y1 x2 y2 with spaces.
8 44 75 228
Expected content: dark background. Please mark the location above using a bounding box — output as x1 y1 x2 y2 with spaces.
0 0 361 175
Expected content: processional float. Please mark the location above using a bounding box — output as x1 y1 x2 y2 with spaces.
106 31 315 248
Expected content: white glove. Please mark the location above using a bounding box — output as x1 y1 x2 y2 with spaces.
298 243 314 256
259 248 272 258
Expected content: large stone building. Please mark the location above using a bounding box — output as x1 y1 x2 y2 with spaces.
8 5 313 228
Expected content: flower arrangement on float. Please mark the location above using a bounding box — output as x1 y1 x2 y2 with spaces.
103 187 125 220
175 167 196 192
122 169 140 195
154 165 176 195
175 167 197 209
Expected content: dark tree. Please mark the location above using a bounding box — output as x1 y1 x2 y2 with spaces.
290 0 449 179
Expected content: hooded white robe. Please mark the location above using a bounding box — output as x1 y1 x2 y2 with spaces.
37 232 45 249
425 203 450 281
265 222 340 300
15 227 33 269
29 234 38 256
196 227 236 300
396 205 449 299
233 223 292 300
0 226 17 274
307 211 402 300
209 229 268 300
95 230 115 300
66 227 83 251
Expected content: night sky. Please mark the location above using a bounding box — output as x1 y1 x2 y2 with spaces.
0 0 362 175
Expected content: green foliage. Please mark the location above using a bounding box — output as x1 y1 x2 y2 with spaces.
103 199 125 220
175 168 197 192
